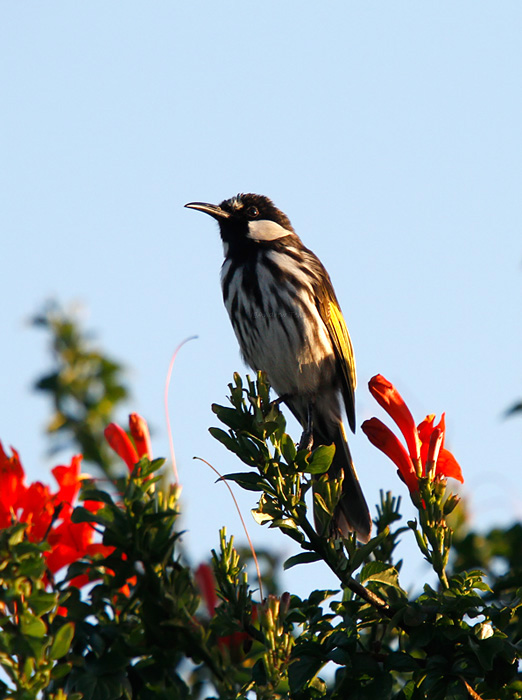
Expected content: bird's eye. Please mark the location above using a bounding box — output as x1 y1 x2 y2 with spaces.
246 206 259 218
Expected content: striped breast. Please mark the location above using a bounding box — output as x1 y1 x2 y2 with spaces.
221 245 336 398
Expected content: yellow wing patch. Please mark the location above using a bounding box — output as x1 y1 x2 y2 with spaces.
320 296 357 432
327 300 356 389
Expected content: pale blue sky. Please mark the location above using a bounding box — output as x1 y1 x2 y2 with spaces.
1 3 521 595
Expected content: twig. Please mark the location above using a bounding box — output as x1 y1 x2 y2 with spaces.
300 518 391 616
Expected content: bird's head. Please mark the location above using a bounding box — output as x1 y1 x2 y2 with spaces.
185 193 295 251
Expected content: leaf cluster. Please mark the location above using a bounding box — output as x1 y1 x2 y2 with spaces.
207 372 522 699
4 307 520 699
33 302 129 476
51 460 207 700
0 525 78 699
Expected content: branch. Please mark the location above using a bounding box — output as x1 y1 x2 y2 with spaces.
299 518 391 618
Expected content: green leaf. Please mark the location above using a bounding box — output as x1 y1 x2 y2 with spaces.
360 561 404 592
346 531 388 572
277 526 306 544
73 672 129 700
270 518 304 542
50 622 75 660
80 488 115 505
308 589 339 606
288 653 324 694
304 444 335 474
28 591 58 616
51 661 73 680
271 517 299 530
237 433 269 462
208 427 240 454
71 506 112 527
384 651 420 672
313 492 333 517
211 404 253 431
281 433 297 463
262 420 281 438
221 472 267 492
251 509 275 525
284 552 322 570
7 522 28 545
20 612 47 638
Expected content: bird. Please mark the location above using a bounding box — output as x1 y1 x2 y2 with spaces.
185 193 372 543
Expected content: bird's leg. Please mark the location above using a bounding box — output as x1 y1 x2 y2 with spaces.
298 401 314 452
273 394 314 452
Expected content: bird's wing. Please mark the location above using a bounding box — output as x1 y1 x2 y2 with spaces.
317 281 357 433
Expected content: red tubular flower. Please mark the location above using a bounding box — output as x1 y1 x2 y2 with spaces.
418 414 463 482
0 440 141 610
105 414 153 471
129 413 152 460
0 443 112 586
368 375 421 463
46 519 95 573
52 455 83 515
195 562 254 658
361 418 419 493
0 443 26 528
18 482 55 541
195 563 218 616
363 375 463 493
425 426 443 478
104 423 139 471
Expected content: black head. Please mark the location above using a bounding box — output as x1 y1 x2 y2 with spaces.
185 193 295 251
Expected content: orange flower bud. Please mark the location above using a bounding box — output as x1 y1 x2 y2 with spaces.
361 418 419 493
368 375 421 464
104 423 139 472
129 413 152 460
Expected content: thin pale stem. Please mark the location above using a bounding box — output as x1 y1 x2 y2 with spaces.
195 457 264 602
164 336 198 484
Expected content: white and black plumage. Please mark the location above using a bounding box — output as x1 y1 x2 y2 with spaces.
185 193 372 543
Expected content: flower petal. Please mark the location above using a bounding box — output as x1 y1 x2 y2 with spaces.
368 375 421 463
424 427 444 479
0 442 26 523
417 414 436 444
19 482 54 541
195 563 218 616
436 448 464 483
418 413 463 483
361 417 418 493
52 454 83 511
104 423 139 471
129 413 152 460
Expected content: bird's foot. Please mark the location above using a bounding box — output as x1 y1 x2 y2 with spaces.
298 401 315 452
298 428 314 453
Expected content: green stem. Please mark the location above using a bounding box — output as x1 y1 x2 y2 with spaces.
298 516 391 618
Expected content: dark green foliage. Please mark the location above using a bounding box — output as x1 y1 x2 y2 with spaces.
2 311 519 698
0 526 81 699
33 302 129 476
206 372 521 699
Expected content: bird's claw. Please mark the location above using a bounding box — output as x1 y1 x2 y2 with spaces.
298 429 314 453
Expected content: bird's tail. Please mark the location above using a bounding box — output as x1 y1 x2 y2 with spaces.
314 423 372 544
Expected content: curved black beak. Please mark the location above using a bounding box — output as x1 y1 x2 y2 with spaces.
184 201 230 220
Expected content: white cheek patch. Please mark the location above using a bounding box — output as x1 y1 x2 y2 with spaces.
247 219 290 241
